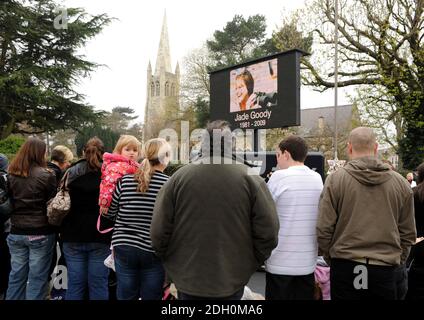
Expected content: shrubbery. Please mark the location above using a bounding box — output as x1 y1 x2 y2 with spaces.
0 135 25 160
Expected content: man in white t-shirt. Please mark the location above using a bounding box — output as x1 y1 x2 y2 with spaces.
265 136 323 300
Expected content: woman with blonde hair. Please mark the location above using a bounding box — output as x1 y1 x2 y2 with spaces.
103 138 171 300
47 145 74 185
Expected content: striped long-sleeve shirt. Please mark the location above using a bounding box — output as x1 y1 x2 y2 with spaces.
105 171 169 252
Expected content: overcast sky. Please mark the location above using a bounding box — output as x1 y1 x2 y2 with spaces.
64 0 352 121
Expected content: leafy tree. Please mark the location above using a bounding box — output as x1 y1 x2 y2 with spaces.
353 86 403 150
126 122 143 141
50 129 77 155
192 98 210 129
271 13 313 53
103 107 138 134
74 125 119 157
0 0 113 140
301 0 424 169
265 127 298 151
48 108 140 156
206 14 277 69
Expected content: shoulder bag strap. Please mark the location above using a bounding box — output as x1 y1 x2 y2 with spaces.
97 214 114 234
59 170 70 191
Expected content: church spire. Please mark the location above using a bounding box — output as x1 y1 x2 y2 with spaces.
147 60 152 73
155 11 172 74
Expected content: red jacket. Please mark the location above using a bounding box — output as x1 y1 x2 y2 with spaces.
99 153 139 208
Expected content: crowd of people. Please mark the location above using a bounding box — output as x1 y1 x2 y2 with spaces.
0 121 423 300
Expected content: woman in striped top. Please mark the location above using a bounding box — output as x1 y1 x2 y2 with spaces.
105 138 171 300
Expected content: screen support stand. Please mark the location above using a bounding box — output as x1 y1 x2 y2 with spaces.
253 129 259 154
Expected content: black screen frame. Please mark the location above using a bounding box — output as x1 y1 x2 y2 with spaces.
210 49 307 130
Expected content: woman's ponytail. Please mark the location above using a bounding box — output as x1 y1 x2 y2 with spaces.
134 138 170 193
84 137 105 170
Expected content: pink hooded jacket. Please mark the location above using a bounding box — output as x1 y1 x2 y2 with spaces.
99 153 140 208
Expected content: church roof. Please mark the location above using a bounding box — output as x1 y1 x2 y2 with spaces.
300 104 353 132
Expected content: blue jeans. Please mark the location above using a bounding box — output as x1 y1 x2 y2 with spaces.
63 242 110 300
6 233 55 300
114 245 165 300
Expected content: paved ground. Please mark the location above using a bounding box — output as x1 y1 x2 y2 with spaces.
247 271 265 297
48 243 268 300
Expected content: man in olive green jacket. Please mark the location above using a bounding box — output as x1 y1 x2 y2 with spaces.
151 120 279 299
317 127 416 300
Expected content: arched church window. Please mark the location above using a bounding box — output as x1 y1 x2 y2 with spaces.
150 82 155 96
165 82 170 96
155 81 160 96
171 83 176 96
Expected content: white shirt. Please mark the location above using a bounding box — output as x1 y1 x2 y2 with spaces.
265 165 323 276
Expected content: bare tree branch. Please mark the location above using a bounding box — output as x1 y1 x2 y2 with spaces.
328 69 379 77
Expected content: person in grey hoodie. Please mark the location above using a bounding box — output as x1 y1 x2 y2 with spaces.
151 120 279 300
317 127 416 300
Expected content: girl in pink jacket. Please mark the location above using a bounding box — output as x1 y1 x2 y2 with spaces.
99 135 141 214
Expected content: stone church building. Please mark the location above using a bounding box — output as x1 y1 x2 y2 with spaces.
144 13 180 141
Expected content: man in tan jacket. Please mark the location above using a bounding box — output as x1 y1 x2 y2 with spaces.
317 127 416 300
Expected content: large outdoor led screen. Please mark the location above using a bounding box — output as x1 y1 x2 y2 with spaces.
210 49 304 130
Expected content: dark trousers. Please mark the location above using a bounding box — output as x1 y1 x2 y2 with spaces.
0 231 10 298
331 259 397 300
395 264 408 300
406 262 424 300
265 272 315 300
49 234 66 280
178 288 244 300
406 241 424 300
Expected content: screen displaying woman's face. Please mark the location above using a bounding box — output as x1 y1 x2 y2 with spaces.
235 77 249 109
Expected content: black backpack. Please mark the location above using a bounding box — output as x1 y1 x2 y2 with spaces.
0 171 12 223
